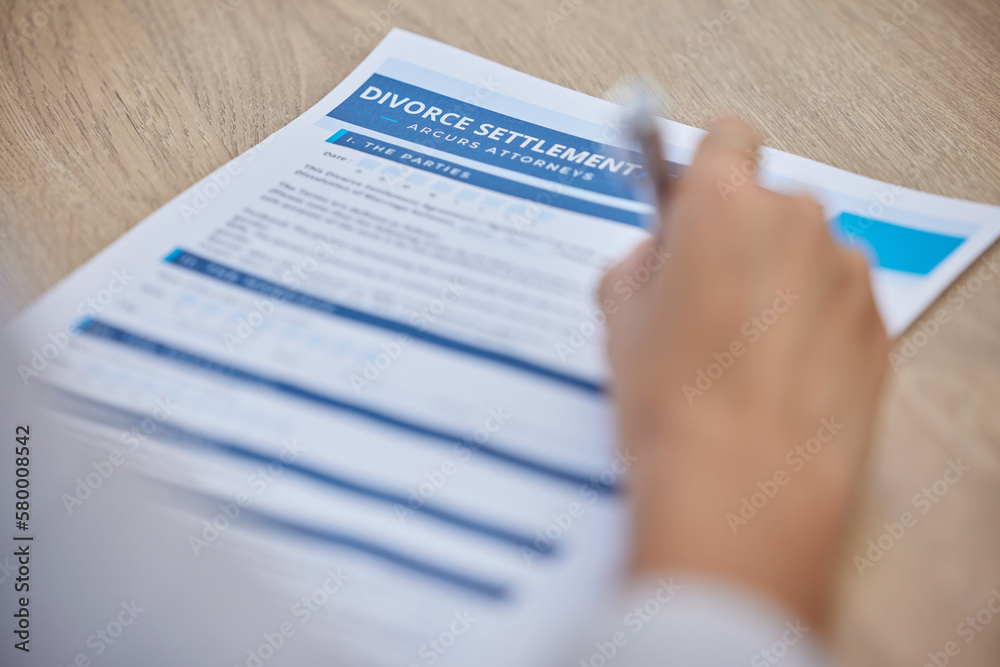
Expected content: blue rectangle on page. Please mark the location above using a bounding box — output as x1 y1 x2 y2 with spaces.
834 213 966 275
326 128 349 143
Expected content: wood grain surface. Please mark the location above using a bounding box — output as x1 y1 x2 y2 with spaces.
1 0 999 664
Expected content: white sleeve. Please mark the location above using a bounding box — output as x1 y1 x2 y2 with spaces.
563 574 834 667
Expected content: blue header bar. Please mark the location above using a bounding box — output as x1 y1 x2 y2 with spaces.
327 130 643 227
79 317 616 493
329 73 661 200
47 386 551 555
166 248 605 394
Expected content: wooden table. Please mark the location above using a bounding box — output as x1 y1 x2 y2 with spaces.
2 0 998 663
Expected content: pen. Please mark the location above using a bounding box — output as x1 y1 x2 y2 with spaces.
621 83 671 234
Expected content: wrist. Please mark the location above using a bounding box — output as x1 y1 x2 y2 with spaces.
625 414 845 628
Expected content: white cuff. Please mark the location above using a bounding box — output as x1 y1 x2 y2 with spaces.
564 574 834 667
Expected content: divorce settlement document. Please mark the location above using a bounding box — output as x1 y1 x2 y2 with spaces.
2 29 999 667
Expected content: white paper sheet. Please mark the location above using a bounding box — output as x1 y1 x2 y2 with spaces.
2 29 998 666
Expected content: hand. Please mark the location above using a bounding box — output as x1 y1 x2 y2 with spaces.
600 118 889 628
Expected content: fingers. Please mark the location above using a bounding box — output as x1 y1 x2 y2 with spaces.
662 117 763 247
839 247 888 348
599 238 655 311
695 117 760 168
601 119 762 317
685 117 761 194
